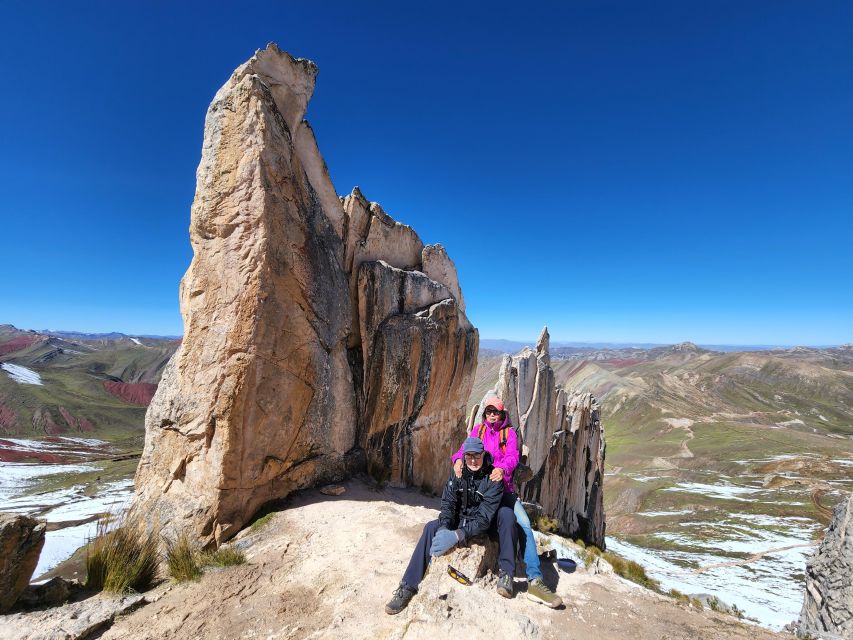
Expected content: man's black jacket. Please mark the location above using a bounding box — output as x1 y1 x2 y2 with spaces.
438 452 504 538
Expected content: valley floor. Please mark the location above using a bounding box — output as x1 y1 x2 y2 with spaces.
97 479 784 640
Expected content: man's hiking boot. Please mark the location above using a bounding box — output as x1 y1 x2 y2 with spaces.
385 582 416 615
496 572 514 598
527 577 562 608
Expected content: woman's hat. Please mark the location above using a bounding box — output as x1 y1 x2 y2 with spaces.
483 397 505 412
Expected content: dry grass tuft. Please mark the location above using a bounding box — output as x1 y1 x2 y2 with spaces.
601 551 660 590
166 533 202 582
86 514 159 593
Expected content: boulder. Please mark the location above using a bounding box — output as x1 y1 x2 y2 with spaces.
470 326 605 548
419 536 499 599
0 513 46 613
15 577 81 610
799 492 853 639
131 44 477 545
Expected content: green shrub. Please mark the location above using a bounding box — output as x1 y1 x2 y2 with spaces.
202 546 246 567
690 597 704 610
730 603 745 620
250 512 275 532
86 515 159 593
707 595 722 612
166 534 202 582
601 551 660 591
533 515 559 533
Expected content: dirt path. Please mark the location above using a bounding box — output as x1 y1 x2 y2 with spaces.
812 488 834 520
662 418 695 459
100 479 785 640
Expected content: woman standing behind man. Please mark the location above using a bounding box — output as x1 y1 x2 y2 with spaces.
451 396 563 608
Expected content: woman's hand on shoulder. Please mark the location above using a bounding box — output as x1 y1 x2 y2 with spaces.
453 458 463 478
489 467 504 482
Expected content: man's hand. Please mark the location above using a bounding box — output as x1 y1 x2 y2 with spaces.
453 459 463 478
430 528 464 557
490 467 504 482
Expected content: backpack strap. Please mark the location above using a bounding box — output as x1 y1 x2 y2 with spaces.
477 423 509 452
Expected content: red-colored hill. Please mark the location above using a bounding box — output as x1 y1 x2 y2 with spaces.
0 334 41 356
103 381 158 406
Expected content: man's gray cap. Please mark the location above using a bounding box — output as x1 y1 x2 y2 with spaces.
463 437 484 454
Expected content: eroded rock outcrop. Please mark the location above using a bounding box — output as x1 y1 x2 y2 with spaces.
131 44 477 545
470 327 605 547
0 513 46 613
799 492 853 639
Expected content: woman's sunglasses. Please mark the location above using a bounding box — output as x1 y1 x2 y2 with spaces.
484 408 502 416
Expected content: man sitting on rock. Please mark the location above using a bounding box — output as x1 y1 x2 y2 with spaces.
385 437 518 615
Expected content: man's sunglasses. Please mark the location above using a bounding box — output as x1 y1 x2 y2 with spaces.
447 565 472 586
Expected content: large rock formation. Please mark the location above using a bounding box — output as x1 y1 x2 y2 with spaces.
799 492 853 639
131 44 477 545
0 513 46 613
470 327 605 547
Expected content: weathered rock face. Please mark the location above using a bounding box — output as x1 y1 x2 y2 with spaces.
0 513 46 613
131 44 477 545
799 492 853 639
470 327 605 548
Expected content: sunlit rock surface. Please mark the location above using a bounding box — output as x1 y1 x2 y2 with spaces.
131 44 477 545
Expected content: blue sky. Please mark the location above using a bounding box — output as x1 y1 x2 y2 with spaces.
1 1 850 344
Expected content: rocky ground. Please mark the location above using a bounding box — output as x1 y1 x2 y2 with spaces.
24 479 781 640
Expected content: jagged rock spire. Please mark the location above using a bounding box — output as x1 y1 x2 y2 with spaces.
470 329 605 547
131 45 478 545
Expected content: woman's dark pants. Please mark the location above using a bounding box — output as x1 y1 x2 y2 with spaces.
401 507 518 590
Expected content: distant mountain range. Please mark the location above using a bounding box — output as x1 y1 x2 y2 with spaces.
472 338 853 531
479 338 840 356
39 329 182 341
0 325 179 444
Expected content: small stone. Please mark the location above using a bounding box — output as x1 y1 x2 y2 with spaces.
319 485 346 496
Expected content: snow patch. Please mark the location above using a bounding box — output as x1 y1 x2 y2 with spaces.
776 419 805 427
661 481 762 501
1 362 43 385
130 338 142 345
607 517 819 632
